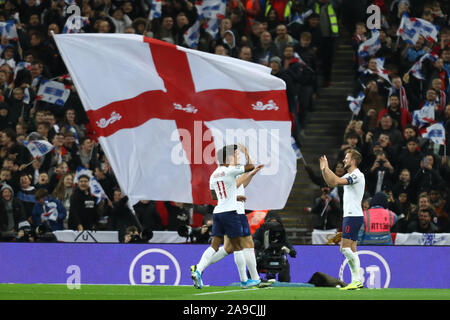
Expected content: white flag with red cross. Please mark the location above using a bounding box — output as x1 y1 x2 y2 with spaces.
53 34 297 209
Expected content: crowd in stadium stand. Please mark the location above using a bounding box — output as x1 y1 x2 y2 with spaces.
0 0 448 243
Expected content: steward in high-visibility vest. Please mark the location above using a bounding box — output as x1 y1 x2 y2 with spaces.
358 192 398 245
314 1 339 36
264 0 292 22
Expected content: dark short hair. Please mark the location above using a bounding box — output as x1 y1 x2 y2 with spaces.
216 145 238 165
34 188 48 200
78 174 90 181
406 137 418 144
419 208 432 217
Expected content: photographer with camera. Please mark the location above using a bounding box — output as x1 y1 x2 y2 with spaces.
367 150 394 195
311 183 342 230
253 212 296 282
178 215 213 244
123 225 154 243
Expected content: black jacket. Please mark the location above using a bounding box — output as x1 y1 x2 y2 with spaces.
133 201 163 231
0 198 27 232
68 187 99 230
110 196 140 242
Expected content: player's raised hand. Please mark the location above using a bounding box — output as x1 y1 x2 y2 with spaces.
237 195 247 202
237 143 248 154
251 164 264 175
319 155 328 171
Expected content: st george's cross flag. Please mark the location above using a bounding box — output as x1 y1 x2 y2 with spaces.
53 34 297 210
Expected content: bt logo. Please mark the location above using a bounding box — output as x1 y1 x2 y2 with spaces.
129 248 181 285
339 250 391 289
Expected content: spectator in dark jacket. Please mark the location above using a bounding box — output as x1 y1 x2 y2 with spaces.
110 193 141 242
133 200 163 231
68 174 99 231
396 137 423 179
0 183 27 234
412 154 445 196
406 208 439 233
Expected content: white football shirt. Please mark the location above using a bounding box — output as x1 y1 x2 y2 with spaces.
236 183 245 214
210 165 245 213
342 168 365 217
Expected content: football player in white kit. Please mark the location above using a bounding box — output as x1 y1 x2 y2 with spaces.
190 144 255 289
233 144 269 288
320 149 365 290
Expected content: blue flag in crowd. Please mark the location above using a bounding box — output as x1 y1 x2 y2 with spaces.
412 101 435 128
22 139 54 158
397 12 440 44
0 20 18 40
358 29 381 59
90 177 109 204
288 9 313 26
195 0 226 19
36 79 71 106
148 0 162 20
409 53 438 80
205 18 219 39
184 17 202 49
63 15 89 33
347 91 365 115
422 122 446 145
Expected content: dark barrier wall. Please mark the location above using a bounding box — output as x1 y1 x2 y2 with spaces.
0 243 448 288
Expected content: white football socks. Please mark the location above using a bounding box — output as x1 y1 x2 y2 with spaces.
233 250 248 283
341 247 361 282
243 248 260 280
196 246 216 273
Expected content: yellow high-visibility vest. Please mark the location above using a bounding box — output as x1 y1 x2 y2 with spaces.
265 0 293 20
314 2 339 35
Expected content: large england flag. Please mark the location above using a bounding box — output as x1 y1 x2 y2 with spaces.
53 34 297 209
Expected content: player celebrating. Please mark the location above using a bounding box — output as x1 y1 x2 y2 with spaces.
234 144 267 288
190 144 254 289
319 149 365 290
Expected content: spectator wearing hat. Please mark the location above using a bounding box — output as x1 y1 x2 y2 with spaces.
358 192 398 245
0 183 27 234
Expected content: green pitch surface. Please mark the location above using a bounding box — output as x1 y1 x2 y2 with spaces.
0 284 449 300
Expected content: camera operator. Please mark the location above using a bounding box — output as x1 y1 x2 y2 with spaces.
123 225 154 243
178 215 213 244
253 213 296 282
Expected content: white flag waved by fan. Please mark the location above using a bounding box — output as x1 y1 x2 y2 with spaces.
53 33 297 210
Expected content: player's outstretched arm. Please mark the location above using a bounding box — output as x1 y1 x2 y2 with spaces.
210 189 218 200
237 164 264 188
319 155 348 188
